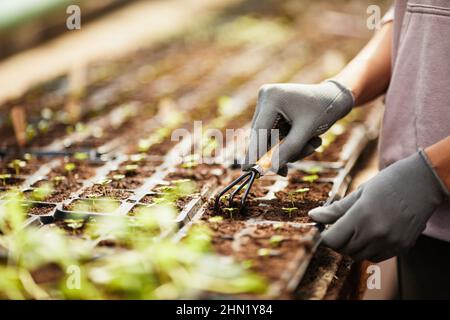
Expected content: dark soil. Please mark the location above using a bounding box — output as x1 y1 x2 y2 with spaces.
23 202 56 216
63 199 121 213
31 179 82 203
80 185 132 200
305 130 351 162
0 176 25 187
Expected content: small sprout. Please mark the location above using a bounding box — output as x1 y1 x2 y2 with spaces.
137 139 152 153
8 159 26 175
273 222 284 230
257 248 273 257
130 153 146 163
52 175 67 186
181 160 198 169
306 166 322 175
124 164 138 174
66 219 84 235
302 174 319 183
156 185 175 193
37 120 49 133
282 207 298 218
31 184 52 201
172 179 191 184
75 122 86 133
95 178 112 186
0 174 12 186
112 174 126 181
23 153 33 161
64 163 76 176
208 216 224 224
242 260 253 269
269 235 284 247
295 187 310 201
74 152 89 161
223 207 238 219
95 178 112 197
26 125 37 141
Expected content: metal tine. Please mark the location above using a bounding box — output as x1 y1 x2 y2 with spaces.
214 170 253 211
239 170 257 208
228 174 252 207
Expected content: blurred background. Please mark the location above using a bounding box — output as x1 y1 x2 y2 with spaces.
0 0 394 299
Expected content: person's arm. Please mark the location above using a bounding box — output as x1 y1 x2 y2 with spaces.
333 22 392 105
425 136 450 196
243 20 394 173
309 137 449 262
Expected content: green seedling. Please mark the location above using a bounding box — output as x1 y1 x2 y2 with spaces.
129 153 146 163
306 166 322 175
181 160 198 169
95 178 112 197
156 185 175 193
31 183 52 201
74 152 89 161
8 159 26 176
66 219 84 235
302 174 319 183
137 139 152 153
295 187 310 201
0 174 12 186
37 120 49 133
124 164 138 175
112 174 126 189
257 248 274 257
52 176 66 187
25 125 37 141
273 222 284 230
269 235 284 247
64 163 76 176
242 260 253 269
208 216 224 224
23 153 33 161
282 207 298 218
223 207 238 219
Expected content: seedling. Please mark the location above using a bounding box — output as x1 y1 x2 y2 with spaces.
64 163 76 177
8 159 26 176
208 216 224 224
273 222 284 230
306 166 322 175
37 120 49 133
0 174 12 186
31 183 52 201
124 164 138 175
269 235 284 247
129 154 146 163
66 219 84 235
295 187 310 201
223 207 238 219
302 174 319 183
95 178 112 197
74 152 89 161
112 174 126 189
52 176 67 187
181 160 198 169
257 248 276 257
282 207 298 218
242 260 253 269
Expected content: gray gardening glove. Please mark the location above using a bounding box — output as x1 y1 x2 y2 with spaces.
309 151 447 262
242 80 354 175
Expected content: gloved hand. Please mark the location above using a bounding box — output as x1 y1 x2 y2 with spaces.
309 151 446 262
242 80 354 175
